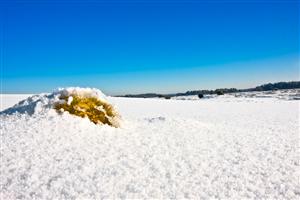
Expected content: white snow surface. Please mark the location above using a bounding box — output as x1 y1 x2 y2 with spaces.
1 88 300 199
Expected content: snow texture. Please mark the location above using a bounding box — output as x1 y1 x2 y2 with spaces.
1 88 300 199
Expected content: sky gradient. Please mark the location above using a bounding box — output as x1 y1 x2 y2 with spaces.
1 0 299 95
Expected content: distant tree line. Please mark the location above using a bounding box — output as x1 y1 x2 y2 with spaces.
121 93 161 98
119 81 300 98
244 81 300 92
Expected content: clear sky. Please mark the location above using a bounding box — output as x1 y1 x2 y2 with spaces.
1 0 299 95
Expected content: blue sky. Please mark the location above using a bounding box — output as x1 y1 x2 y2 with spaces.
1 0 299 95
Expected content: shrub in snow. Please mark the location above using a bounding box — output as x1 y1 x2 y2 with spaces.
54 88 120 127
0 87 121 128
198 94 204 98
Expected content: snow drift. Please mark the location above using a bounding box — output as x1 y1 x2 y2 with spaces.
0 87 121 127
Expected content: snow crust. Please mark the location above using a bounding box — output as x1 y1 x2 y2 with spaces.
1 89 300 199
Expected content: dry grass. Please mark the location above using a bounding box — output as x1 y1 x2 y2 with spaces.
54 94 120 127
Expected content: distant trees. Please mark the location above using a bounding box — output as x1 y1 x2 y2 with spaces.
216 90 224 95
124 93 160 98
185 90 214 95
185 88 237 96
120 81 300 98
216 88 238 93
157 94 171 99
253 81 300 91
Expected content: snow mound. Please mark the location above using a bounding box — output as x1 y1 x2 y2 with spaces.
0 87 121 127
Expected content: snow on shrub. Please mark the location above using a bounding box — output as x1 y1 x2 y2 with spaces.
1 87 121 128
54 88 121 127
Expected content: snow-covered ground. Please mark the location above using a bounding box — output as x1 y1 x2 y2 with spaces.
1 89 299 199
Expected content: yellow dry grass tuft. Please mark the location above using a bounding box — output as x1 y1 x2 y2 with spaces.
54 94 120 127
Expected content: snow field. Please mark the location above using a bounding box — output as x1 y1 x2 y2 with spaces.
0 89 299 199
